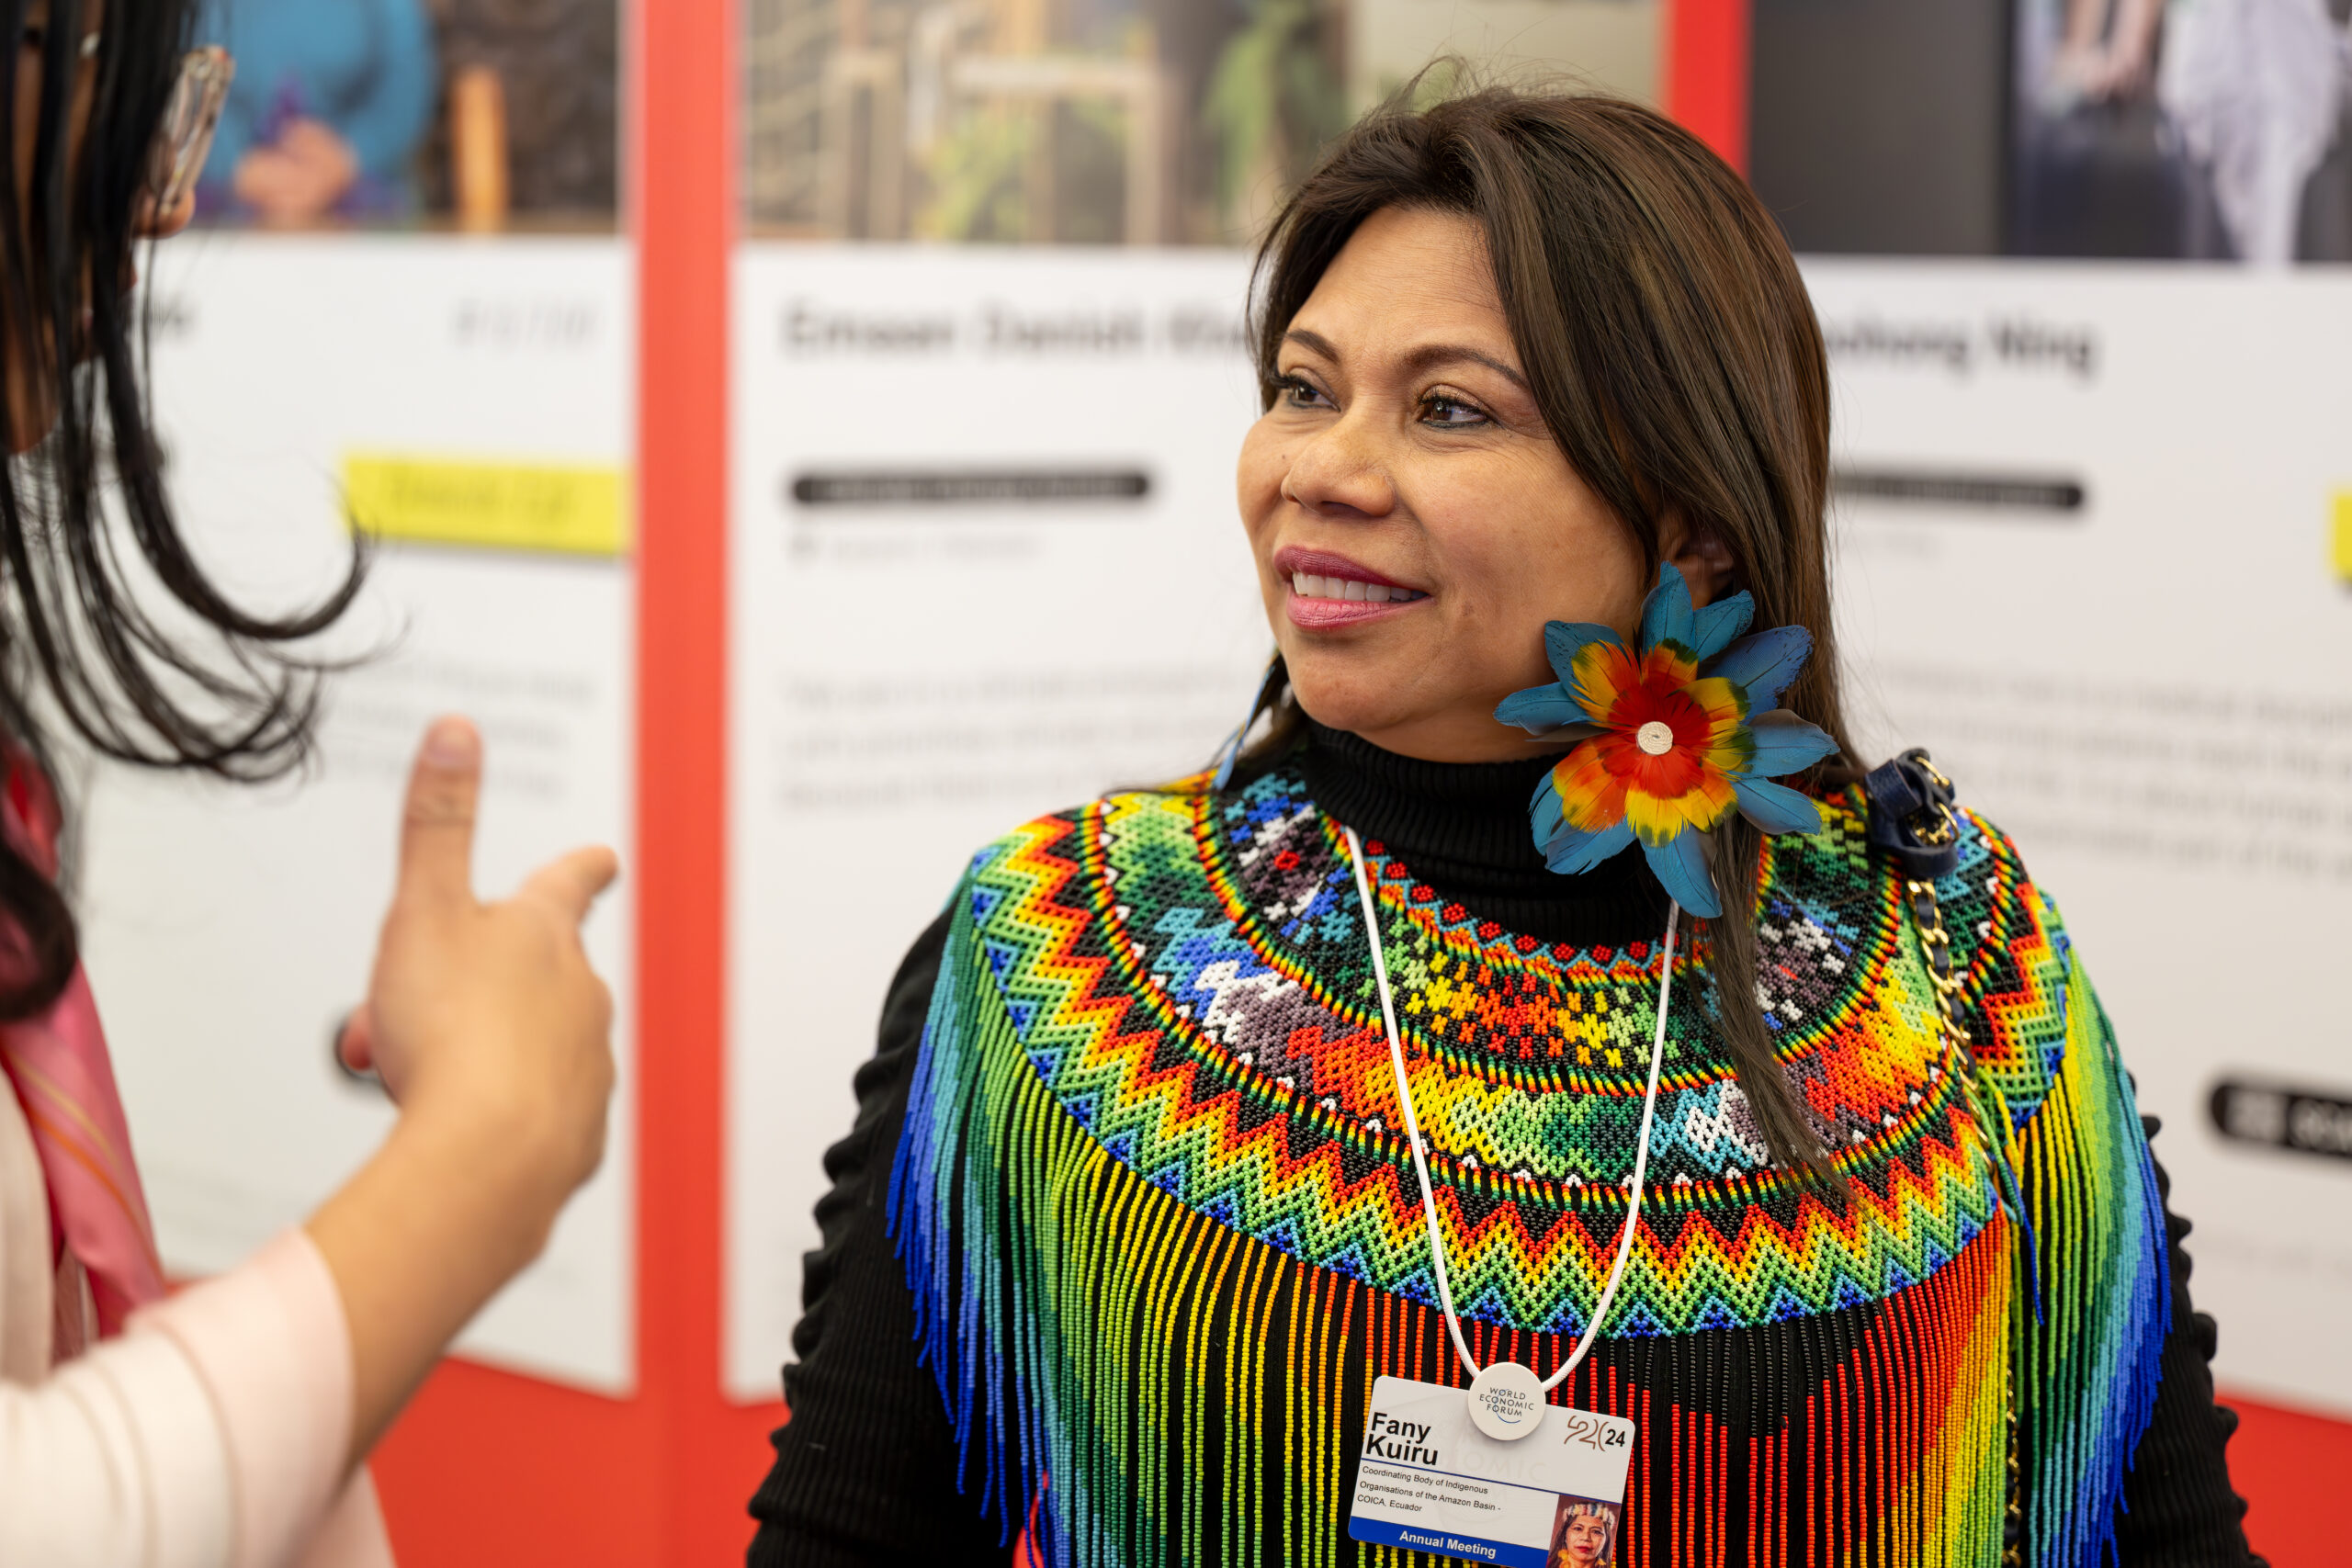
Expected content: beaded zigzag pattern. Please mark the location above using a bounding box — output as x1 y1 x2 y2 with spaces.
977 769 2004 1337
892 762 2170 1567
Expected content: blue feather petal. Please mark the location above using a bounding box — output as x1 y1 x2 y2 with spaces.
1690 592 1755 661
1496 684 1586 734
1706 626 1815 706
1529 771 1566 842
1637 562 1696 653
1643 829 1722 918
1544 816 1635 875
1732 775 1826 836
1746 709 1840 777
1542 621 1623 683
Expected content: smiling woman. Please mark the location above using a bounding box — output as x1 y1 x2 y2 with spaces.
749 85 2259 1568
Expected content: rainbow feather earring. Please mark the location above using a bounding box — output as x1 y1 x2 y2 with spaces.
1494 564 1838 916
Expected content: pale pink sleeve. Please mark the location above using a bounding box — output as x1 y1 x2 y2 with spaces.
0 1310 234 1563
296 1469 395 1568
140 1230 396 1568
0 1229 392 1568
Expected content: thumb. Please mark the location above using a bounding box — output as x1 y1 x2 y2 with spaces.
517 844 622 928
397 717 482 912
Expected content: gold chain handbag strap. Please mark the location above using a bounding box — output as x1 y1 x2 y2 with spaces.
1905 870 2018 1158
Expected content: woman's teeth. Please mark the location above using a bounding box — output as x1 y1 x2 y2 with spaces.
1290 571 1422 604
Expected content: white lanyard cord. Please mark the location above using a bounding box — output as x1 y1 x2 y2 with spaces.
1342 825 1679 1393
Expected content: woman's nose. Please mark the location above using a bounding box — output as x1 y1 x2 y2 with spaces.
1280 411 1396 521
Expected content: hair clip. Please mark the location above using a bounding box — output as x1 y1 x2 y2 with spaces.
1494 563 1838 917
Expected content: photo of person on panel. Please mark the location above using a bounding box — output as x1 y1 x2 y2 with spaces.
195 0 436 223
194 0 617 229
743 0 1660 243
2012 0 2352 261
1550 1497 1621 1567
1747 0 2352 260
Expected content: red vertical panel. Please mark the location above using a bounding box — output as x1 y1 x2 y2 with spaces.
1662 0 1750 173
639 0 788 1562
636 0 729 1523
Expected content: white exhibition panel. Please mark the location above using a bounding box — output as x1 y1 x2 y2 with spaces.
1812 261 2352 1418
725 247 2352 1416
726 245 1270 1399
79 235 637 1393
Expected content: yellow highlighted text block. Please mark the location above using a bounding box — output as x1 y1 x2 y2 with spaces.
344 454 630 558
2334 491 2352 582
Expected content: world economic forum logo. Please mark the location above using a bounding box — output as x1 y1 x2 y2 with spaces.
1471 1381 1538 1432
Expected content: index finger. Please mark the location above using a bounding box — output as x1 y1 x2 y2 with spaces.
397 716 482 911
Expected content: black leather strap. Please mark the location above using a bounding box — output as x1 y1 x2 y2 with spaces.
1865 748 1963 879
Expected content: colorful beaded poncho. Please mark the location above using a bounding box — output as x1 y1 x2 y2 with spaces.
889 760 2171 1568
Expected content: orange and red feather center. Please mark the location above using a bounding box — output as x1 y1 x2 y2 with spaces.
1555 650 1758 838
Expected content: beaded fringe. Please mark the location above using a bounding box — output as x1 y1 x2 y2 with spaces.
893 877 2168 1568
2011 953 2172 1567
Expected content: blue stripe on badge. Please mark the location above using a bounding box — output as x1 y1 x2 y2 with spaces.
1348 1517 1548 1568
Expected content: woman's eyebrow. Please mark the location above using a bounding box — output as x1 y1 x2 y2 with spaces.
1280 329 1530 392
1282 328 1341 360
1396 342 1531 391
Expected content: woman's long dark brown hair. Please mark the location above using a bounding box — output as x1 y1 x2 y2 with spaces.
1242 82 1858 1179
0 0 363 1019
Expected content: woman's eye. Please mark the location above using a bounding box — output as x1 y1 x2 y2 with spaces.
1279 375 1331 410
1420 392 1490 427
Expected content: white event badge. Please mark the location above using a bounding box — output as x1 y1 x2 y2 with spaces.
1348 1375 1635 1567
1337 830 1677 1568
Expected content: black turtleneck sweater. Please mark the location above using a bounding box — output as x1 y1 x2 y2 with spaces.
1298 723 1675 947
746 725 2260 1567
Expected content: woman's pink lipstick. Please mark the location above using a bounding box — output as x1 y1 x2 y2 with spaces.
1276 547 1430 629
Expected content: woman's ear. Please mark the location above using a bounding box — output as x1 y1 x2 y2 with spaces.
1658 511 1737 609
